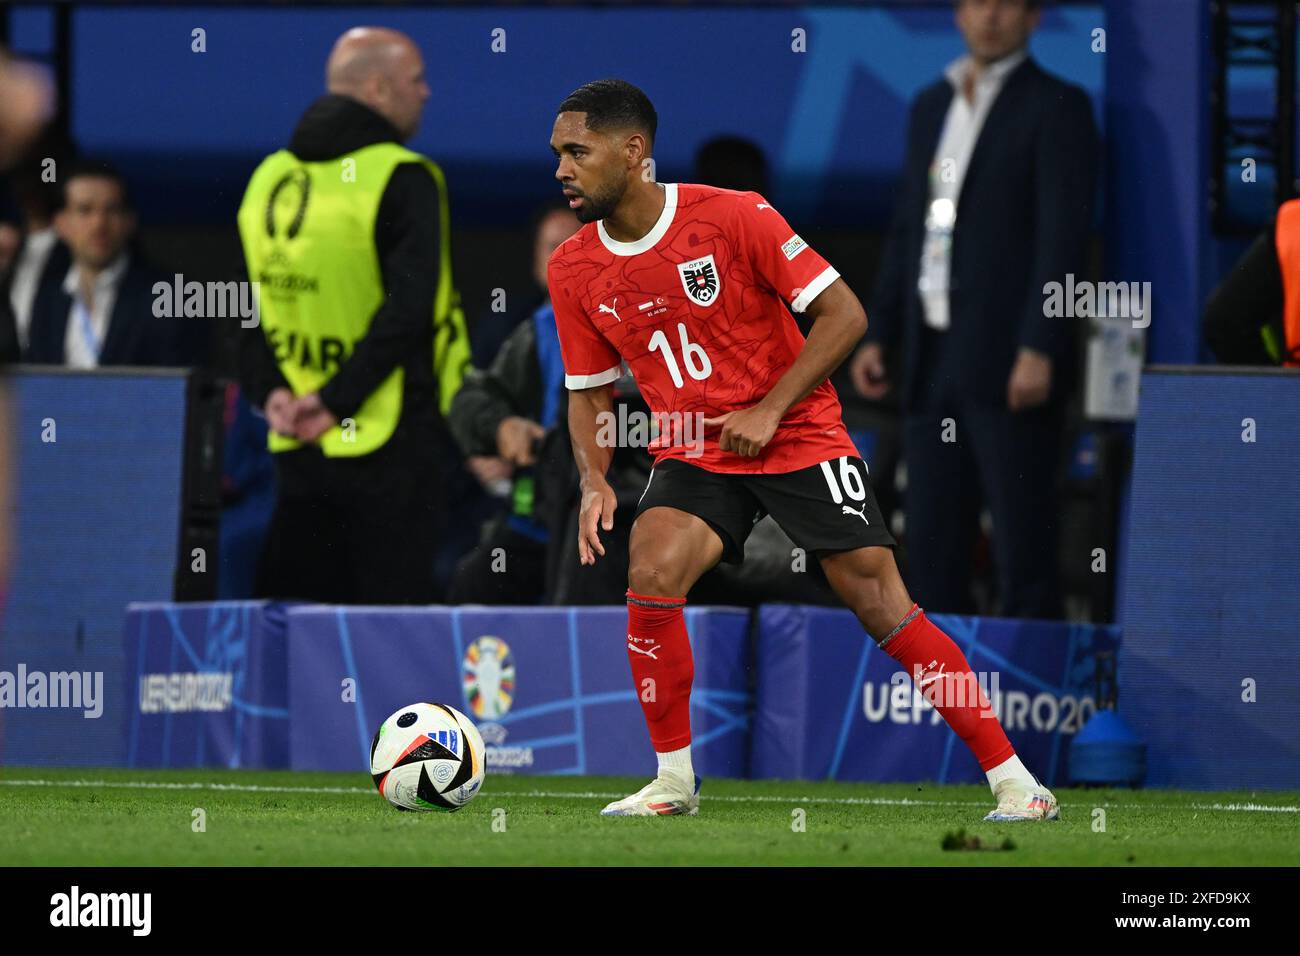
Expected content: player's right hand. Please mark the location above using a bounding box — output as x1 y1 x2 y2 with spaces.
577 479 617 566
850 343 890 400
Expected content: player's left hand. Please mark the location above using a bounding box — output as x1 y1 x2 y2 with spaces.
293 392 339 443
703 403 782 458
1007 348 1052 411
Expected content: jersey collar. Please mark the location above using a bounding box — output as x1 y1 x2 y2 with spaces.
597 183 677 256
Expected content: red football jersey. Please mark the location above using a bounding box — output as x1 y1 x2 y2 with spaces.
547 182 860 474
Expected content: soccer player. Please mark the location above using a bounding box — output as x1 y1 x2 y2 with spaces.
547 79 1057 822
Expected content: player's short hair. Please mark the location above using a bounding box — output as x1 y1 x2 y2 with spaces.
60 159 132 210
557 79 657 151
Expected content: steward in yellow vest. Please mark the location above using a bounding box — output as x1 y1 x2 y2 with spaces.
239 112 469 455
236 28 466 603
1204 199 1300 367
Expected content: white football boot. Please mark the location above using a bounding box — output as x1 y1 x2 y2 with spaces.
600 773 701 817
983 777 1060 822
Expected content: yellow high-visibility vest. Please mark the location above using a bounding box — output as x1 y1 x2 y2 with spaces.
237 141 470 455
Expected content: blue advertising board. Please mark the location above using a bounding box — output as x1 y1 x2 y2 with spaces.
114 601 1124 786
752 606 1119 786
1121 370 1300 790
286 606 752 778
123 601 290 769
0 370 188 767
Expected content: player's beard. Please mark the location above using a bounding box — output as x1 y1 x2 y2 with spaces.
572 179 624 224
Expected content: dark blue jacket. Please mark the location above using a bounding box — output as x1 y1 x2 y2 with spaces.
25 255 199 367
866 57 1099 409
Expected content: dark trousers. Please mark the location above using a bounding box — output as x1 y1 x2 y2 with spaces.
902 332 1065 619
546 498 635 606
255 440 438 605
447 520 549 605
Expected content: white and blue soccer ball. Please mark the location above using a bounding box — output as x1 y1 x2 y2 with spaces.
370 702 486 812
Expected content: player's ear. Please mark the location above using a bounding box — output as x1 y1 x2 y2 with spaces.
625 132 648 170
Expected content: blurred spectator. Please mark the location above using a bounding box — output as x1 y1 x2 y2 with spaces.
448 201 643 604
3 131 74 357
693 135 769 196
217 385 277 599
0 47 53 602
1202 202 1300 366
0 49 53 171
237 27 469 604
469 199 582 369
24 160 194 367
0 223 17 363
0 223 19 274
849 0 1097 618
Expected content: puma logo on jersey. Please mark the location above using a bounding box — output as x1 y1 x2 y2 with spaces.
598 298 622 322
842 503 869 525
756 203 771 210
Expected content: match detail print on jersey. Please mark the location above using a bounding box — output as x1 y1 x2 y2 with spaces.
548 182 859 474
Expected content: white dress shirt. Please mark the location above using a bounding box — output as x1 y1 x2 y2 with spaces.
918 49 1028 330
62 252 129 369
8 227 59 352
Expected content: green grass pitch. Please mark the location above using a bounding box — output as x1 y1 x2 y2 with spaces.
1 767 1296 866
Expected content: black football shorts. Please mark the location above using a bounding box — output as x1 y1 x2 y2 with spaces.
634 455 896 564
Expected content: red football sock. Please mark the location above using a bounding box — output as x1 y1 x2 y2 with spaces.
625 590 694 752
880 605 1015 771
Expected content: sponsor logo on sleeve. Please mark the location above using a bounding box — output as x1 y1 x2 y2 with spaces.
781 234 808 261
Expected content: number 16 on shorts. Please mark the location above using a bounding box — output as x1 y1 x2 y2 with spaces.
819 456 868 505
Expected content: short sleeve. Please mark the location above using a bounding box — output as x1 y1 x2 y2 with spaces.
737 193 840 313
547 253 623 389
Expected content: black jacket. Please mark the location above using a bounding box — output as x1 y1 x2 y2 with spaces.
866 57 1099 409
0 289 19 365
239 94 443 450
448 318 545 457
0 237 71 364
1202 221 1287 365
25 254 198 366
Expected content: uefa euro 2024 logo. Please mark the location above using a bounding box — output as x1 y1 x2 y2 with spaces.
462 636 515 725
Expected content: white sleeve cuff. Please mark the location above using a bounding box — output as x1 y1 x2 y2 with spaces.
565 364 622 390
791 266 840 313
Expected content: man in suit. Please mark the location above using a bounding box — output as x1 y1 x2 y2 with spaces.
25 160 193 367
849 0 1098 618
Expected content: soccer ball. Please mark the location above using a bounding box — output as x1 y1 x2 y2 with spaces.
370 702 486 812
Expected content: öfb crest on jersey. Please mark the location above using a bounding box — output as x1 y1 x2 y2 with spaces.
677 254 721 306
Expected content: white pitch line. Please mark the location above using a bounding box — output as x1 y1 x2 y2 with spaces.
1 779 1297 813
505 791 1300 813
0 778 372 795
